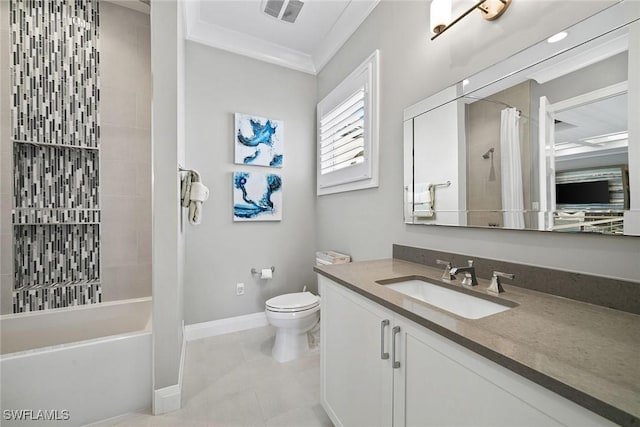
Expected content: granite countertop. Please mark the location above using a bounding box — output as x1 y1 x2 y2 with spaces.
315 259 640 426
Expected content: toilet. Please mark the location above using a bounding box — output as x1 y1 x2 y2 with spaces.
265 291 320 363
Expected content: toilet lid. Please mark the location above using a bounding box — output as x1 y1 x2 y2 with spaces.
266 292 320 312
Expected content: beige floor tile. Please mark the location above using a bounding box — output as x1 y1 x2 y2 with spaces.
265 405 332 427
92 326 331 426
254 374 317 420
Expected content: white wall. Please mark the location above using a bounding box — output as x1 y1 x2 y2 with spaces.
317 0 640 281
183 42 317 325
413 99 463 225
150 0 185 392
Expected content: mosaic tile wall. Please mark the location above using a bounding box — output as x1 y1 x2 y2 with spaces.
14 224 100 288
13 282 101 313
13 144 100 209
10 0 101 312
10 0 100 148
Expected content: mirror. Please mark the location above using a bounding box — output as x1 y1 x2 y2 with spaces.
404 1 639 235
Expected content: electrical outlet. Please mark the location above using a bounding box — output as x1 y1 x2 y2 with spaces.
236 282 245 296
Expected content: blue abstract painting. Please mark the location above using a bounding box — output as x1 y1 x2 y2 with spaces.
235 113 284 168
233 172 282 221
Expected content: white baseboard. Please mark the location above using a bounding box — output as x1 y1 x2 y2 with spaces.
153 384 181 415
184 311 268 341
153 328 186 416
179 321 186 391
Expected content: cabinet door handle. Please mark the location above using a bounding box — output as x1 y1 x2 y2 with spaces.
380 319 390 359
392 326 401 369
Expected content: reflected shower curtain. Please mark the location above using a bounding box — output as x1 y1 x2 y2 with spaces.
500 108 525 229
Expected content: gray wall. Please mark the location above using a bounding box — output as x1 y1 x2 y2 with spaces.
183 43 317 325
100 1 152 302
317 0 640 281
151 0 185 392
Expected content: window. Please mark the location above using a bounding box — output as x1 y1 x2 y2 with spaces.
317 50 379 195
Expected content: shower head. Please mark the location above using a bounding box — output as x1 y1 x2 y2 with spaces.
482 148 495 159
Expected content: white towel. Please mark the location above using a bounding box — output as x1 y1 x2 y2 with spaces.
181 170 209 225
411 183 434 217
413 203 434 218
412 183 432 204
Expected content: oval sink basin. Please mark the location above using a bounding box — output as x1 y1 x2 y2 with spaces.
383 279 511 319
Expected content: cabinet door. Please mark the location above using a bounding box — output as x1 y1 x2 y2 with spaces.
394 320 613 427
320 276 393 427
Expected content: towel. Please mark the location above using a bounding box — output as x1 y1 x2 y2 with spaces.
411 183 434 217
410 183 432 204
181 170 209 225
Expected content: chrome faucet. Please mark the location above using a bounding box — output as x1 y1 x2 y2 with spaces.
449 260 478 287
436 259 455 282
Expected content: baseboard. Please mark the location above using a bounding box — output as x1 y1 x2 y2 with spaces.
179 321 186 391
153 329 186 416
184 311 268 341
153 384 181 415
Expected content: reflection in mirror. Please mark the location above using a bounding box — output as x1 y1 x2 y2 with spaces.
404 1 639 236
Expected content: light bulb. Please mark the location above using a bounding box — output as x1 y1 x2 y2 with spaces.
547 31 568 44
430 0 452 35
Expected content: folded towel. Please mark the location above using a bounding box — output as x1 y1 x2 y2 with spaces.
413 203 434 218
413 191 431 204
411 182 434 218
181 170 209 225
190 182 209 202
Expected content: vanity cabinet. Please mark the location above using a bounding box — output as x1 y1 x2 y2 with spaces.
319 275 614 427
320 275 394 426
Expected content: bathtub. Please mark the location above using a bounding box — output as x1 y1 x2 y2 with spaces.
0 297 152 426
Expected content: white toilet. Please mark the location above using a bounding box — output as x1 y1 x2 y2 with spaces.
265 291 320 363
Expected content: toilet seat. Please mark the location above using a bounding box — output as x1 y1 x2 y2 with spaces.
266 292 320 313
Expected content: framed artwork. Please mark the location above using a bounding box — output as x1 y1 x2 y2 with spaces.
234 113 283 168
233 172 282 221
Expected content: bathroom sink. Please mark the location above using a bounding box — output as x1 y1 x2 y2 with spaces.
382 279 511 319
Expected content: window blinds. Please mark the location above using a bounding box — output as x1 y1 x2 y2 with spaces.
319 88 366 175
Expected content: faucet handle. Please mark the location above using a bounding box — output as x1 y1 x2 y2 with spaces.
436 259 455 281
467 259 474 267
487 271 515 295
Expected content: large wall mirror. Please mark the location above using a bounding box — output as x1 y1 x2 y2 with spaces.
404 1 639 236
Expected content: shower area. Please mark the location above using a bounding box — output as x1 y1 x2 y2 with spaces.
464 81 534 229
1 0 152 424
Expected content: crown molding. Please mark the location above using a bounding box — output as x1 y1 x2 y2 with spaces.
183 0 380 75
313 0 380 73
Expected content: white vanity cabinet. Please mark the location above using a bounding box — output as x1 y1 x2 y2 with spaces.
320 275 394 426
319 275 614 427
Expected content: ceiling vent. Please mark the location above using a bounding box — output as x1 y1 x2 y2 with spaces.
263 0 304 23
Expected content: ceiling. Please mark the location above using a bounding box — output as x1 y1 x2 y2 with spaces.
183 0 380 74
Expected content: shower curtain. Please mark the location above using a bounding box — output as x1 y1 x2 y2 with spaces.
500 108 525 229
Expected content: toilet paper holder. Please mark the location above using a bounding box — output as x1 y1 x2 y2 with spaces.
251 266 275 276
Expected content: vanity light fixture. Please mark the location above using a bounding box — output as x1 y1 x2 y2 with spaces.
430 0 512 40
547 31 568 44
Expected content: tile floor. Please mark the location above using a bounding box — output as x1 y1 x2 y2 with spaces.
91 326 332 427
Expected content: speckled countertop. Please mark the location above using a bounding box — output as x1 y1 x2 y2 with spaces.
315 259 640 426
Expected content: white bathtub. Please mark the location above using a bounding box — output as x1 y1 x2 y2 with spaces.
0 297 152 426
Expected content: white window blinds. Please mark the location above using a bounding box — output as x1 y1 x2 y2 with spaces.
317 50 379 196
319 88 366 175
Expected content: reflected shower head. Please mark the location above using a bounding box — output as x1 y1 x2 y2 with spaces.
482 148 495 159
